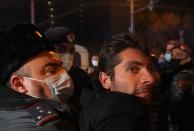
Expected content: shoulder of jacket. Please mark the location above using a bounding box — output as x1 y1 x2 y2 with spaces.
26 101 59 126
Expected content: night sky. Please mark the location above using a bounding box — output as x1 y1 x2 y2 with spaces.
0 0 194 53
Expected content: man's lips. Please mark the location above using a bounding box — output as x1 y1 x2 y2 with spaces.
133 86 152 95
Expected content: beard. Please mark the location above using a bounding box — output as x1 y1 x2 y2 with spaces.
133 85 152 94
111 81 153 106
133 85 152 106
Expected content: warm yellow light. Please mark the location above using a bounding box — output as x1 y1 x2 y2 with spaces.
35 31 42 38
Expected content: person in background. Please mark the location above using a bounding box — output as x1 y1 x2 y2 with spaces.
158 40 192 93
91 54 99 68
87 54 99 79
0 23 75 131
45 26 76 71
158 53 168 71
157 39 194 131
45 26 92 126
79 33 156 131
165 42 194 131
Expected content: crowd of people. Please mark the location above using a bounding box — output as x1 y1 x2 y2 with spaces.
0 23 193 131
156 39 194 131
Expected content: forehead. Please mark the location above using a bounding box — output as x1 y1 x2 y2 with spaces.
23 51 61 68
118 48 149 65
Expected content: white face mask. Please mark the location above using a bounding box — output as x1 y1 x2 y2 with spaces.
23 70 74 103
91 60 98 67
164 52 172 62
59 53 74 71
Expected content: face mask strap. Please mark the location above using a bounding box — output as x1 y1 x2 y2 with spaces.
22 76 45 83
23 76 57 97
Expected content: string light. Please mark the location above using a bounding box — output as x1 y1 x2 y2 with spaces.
47 0 55 27
80 0 85 42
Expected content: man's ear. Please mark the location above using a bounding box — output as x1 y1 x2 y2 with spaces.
99 72 112 90
9 75 27 93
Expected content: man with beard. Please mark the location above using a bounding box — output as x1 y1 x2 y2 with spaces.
79 33 156 131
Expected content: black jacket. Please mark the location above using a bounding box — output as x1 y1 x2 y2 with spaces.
68 67 92 109
0 86 75 131
79 87 149 131
68 67 92 122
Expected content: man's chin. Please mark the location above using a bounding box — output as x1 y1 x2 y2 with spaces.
135 93 152 106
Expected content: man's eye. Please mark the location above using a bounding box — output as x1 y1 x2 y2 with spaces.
127 66 139 73
45 67 56 75
46 69 55 75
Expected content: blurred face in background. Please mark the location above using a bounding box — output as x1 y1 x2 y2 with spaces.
55 44 75 71
171 47 189 60
91 55 99 67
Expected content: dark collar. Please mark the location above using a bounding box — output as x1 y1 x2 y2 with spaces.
0 86 70 112
0 86 38 111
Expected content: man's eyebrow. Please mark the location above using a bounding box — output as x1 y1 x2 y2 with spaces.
43 62 62 68
126 61 144 66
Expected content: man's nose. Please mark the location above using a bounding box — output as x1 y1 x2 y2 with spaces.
141 69 155 85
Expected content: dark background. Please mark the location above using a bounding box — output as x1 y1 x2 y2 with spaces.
0 0 194 55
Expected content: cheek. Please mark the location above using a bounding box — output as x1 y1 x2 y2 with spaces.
43 87 53 98
113 67 139 94
113 76 137 95
23 80 35 93
26 80 52 98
